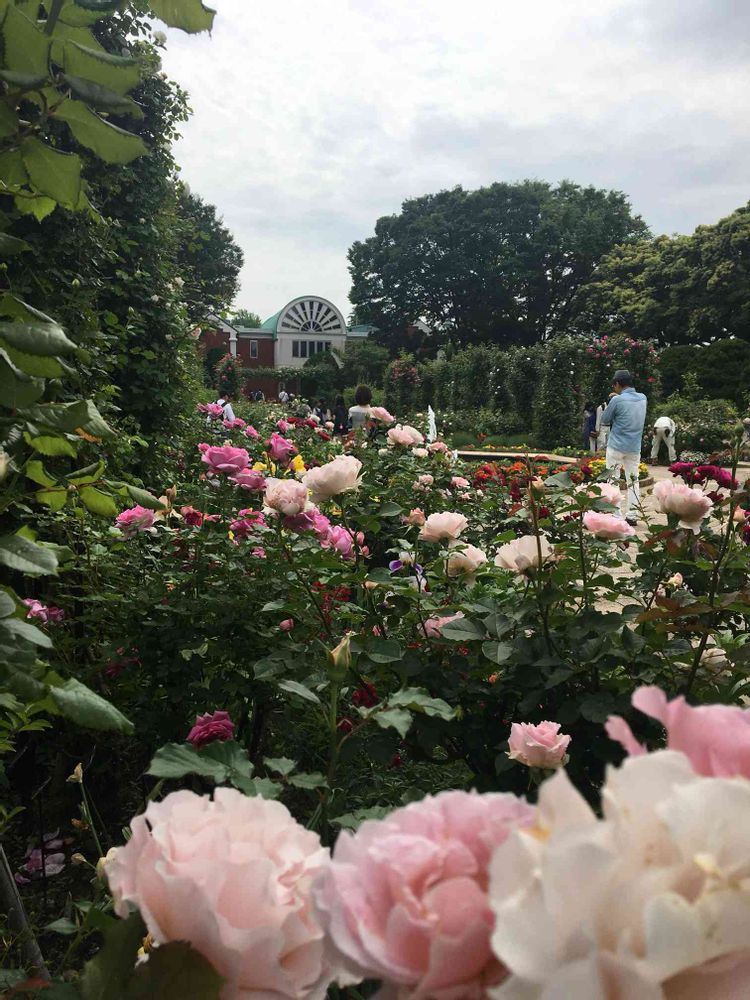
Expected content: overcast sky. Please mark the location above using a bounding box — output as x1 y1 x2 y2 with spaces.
159 0 750 320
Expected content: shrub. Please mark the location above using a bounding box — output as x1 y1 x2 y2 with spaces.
649 391 739 458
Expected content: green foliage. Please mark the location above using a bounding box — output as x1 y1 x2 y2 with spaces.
660 339 750 407
580 202 750 344
349 180 649 350
650 390 739 457
214 352 243 397
231 308 262 328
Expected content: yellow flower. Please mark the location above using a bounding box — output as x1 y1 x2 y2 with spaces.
291 454 306 473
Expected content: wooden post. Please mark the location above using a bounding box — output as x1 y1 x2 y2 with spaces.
0 843 49 980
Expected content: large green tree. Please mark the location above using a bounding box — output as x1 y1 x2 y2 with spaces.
579 203 750 344
175 183 244 323
232 308 262 327
348 180 649 350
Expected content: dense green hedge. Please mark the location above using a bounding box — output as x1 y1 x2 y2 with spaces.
384 333 662 447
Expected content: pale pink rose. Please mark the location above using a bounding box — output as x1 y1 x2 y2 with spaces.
446 541 488 579
303 456 362 503
412 446 428 458
576 481 621 506
494 534 553 574
231 468 267 491
266 432 298 463
667 571 683 586
314 790 535 998
419 511 468 542
369 406 394 423
279 618 294 632
451 476 470 489
423 611 465 638
583 510 636 540
200 445 250 477
325 421 334 430
606 685 750 778
653 479 713 532
107 790 336 999
187 710 235 749
507 720 571 769
413 473 434 491
733 506 748 523
243 425 260 440
387 424 425 447
489 752 750 999
427 440 449 454
115 505 156 538
264 478 309 516
405 508 426 526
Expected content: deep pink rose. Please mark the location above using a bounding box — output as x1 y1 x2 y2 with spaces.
696 464 738 490
231 468 267 491
229 515 263 540
244 425 260 440
314 789 535 997
23 599 64 625
251 546 267 559
186 710 235 749
180 505 205 526
200 445 250 477
606 685 750 778
107 790 336 998
583 511 636 540
279 618 294 632
277 418 294 432
322 525 366 561
284 507 332 541
223 418 246 430
197 403 223 418
116 505 156 538
508 721 571 769
266 432 297 463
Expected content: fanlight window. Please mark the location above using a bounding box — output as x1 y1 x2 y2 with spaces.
278 298 345 337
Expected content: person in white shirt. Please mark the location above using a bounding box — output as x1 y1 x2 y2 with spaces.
348 384 373 429
651 415 676 463
595 400 609 451
278 389 289 404
216 393 235 422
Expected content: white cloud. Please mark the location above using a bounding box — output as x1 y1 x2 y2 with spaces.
159 0 750 318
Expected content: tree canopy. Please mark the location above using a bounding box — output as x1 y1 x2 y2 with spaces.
348 180 649 351
175 184 244 324
232 309 263 327
579 203 750 344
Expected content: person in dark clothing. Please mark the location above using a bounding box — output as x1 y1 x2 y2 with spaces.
582 401 597 452
332 396 348 435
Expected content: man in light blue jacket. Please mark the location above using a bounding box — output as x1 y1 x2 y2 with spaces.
599 369 647 524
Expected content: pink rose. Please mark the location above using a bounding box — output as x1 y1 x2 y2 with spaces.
115 505 156 538
405 507 426 526
200 445 250 477
279 618 294 632
266 432 297 463
451 476 470 489
197 442 210 453
412 447 428 458
576 482 621 506
653 479 713 533
229 514 263 540
187 710 235 749
197 402 223 418
387 424 425 447
23 599 64 625
423 611 464 638
419 511 468 543
243 425 260 440
284 507 332 542
303 456 362 503
508 721 571 769
251 546 266 559
264 478 309 516
231 468 267 491
446 541 487 579
277 419 294 432
314 790 535 997
223 418 246 430
369 406 394 423
583 511 636 540
427 440 449 454
606 685 750 778
107 790 335 998
323 525 366 561
494 534 553 574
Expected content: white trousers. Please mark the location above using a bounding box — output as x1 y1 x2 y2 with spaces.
605 446 641 518
651 427 676 462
